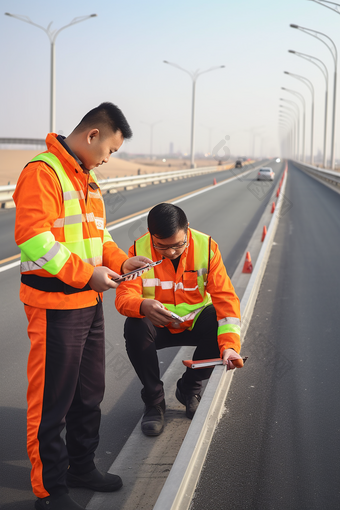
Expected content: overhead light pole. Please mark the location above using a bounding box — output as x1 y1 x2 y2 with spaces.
288 50 328 167
279 116 295 158
163 61 225 168
281 87 306 163
284 70 315 165
308 0 340 15
290 24 337 168
280 105 299 159
141 121 162 158
280 98 301 160
5 12 97 133
279 120 294 158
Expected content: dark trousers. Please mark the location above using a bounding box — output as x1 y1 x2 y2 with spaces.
25 301 105 498
124 304 220 406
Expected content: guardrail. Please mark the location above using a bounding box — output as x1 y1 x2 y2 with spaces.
0 161 255 207
292 160 340 188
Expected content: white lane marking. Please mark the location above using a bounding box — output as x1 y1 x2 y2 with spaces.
107 167 256 232
0 260 20 273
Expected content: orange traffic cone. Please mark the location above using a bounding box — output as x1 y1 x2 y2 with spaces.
213 178 217 185
276 187 280 197
261 225 267 242
271 202 276 213
242 251 253 273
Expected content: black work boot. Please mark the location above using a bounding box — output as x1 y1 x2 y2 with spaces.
35 493 84 509
141 399 166 436
175 379 201 419
66 467 122 492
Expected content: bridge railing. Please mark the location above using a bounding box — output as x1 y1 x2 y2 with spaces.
292 160 340 188
0 161 254 207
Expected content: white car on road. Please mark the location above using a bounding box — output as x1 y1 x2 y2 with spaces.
257 167 275 181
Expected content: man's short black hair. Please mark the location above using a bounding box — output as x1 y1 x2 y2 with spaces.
75 102 132 139
148 203 188 239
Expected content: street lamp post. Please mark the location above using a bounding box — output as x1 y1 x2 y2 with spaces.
141 121 162 158
279 111 297 158
279 117 295 158
309 0 340 15
281 87 306 163
163 61 225 168
280 106 299 159
279 121 293 158
280 98 301 160
284 70 315 165
288 50 328 167
290 24 337 168
5 12 97 133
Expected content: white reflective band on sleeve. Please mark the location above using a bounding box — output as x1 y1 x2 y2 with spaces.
63 190 85 200
217 317 241 327
21 242 61 272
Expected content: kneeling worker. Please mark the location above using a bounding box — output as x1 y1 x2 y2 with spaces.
115 203 244 436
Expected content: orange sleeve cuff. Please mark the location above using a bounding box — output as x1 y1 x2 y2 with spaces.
217 332 241 358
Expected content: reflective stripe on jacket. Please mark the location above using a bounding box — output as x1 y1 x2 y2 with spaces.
115 228 241 356
13 133 128 309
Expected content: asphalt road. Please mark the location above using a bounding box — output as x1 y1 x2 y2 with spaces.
0 159 284 509
191 161 340 510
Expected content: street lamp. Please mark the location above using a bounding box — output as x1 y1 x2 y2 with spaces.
279 121 293 158
309 0 340 14
279 111 297 158
279 114 296 158
141 121 162 158
284 70 315 165
280 105 299 159
280 98 301 159
163 60 225 168
281 87 306 163
288 50 328 167
290 24 337 169
5 12 97 133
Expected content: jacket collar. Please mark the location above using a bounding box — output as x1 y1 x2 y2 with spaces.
45 133 84 176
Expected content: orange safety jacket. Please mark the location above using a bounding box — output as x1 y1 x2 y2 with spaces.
115 228 241 356
13 133 128 309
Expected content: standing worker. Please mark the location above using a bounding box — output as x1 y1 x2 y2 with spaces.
13 103 151 510
115 203 244 437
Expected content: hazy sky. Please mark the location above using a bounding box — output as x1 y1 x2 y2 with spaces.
1 0 340 160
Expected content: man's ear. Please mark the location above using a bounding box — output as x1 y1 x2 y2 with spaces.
86 129 99 145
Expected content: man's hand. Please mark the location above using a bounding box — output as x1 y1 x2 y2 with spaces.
88 266 121 292
121 256 153 275
222 348 244 370
140 299 173 326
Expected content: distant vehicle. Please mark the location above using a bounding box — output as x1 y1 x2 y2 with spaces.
276 158 281 163
235 160 243 168
257 167 275 181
